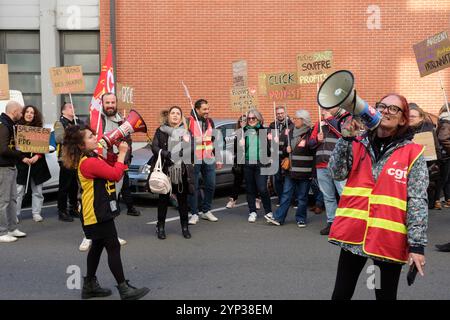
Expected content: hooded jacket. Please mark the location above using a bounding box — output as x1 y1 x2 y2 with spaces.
0 113 24 167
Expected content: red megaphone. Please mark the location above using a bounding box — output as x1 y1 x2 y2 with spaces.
100 109 147 148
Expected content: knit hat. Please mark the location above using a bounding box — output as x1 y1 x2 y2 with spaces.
295 110 312 127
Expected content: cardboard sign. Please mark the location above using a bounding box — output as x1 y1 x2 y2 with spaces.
230 87 258 112
413 30 450 77
265 71 301 101
49 66 85 95
232 60 248 88
0 64 10 100
0 90 24 111
258 73 267 96
16 125 51 154
297 50 333 84
117 83 134 113
413 131 437 161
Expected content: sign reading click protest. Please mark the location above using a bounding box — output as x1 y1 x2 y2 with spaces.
0 64 10 100
413 30 450 77
230 87 258 112
297 50 333 84
16 125 51 154
50 66 85 95
265 71 301 101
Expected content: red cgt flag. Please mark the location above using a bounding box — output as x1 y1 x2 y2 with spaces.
89 44 115 142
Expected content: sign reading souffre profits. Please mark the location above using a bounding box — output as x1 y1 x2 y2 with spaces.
265 71 301 101
16 125 51 154
230 87 258 112
413 30 450 77
297 50 333 84
50 66 85 95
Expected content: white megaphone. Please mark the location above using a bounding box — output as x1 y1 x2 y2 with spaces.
317 70 381 130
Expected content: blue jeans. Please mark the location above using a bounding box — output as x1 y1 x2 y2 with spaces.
311 177 324 208
316 167 346 223
244 164 272 214
273 176 311 224
273 168 284 203
189 163 216 215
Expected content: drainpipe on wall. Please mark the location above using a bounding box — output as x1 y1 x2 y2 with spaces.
110 0 117 85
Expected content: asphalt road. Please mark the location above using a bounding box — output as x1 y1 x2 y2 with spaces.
1 191 450 300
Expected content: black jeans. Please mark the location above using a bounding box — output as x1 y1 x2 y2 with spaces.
57 162 78 212
230 165 244 200
158 183 189 227
332 249 402 300
120 171 134 209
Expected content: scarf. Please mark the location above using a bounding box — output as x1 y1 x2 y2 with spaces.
291 126 309 149
160 123 187 187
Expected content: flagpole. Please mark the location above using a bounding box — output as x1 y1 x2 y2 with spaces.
181 81 202 136
317 82 322 134
25 153 32 194
438 71 450 113
68 92 77 125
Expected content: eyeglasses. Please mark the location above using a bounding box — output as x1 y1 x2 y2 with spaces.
375 102 403 115
247 117 257 121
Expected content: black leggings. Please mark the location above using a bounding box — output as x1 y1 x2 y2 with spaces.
87 237 125 284
332 249 402 300
158 184 189 226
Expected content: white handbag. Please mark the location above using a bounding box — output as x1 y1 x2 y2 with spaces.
148 150 172 194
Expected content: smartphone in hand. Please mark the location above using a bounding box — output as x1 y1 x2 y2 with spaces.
407 263 418 286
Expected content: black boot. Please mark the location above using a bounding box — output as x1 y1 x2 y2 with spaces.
58 210 74 222
81 276 112 299
320 222 332 235
127 207 141 216
436 242 450 252
181 224 191 239
116 280 150 300
68 206 80 218
156 223 166 240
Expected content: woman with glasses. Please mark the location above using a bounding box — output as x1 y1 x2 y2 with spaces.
241 109 273 222
328 94 428 300
408 103 442 210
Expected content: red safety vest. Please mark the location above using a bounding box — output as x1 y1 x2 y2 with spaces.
189 115 214 160
329 140 424 263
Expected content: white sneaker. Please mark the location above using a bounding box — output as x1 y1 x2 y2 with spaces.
201 211 218 222
255 198 261 210
189 214 199 225
79 237 92 252
248 212 257 223
8 229 26 238
264 213 280 226
32 214 43 222
265 212 273 219
118 237 127 246
0 234 18 243
226 198 236 209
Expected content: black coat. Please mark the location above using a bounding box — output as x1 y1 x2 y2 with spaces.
16 152 51 186
148 126 195 194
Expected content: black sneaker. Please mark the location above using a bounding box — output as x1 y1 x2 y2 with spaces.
320 222 332 235
435 242 450 252
127 207 141 216
58 210 74 222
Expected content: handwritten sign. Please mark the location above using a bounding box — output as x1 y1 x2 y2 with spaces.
232 60 248 87
413 131 437 161
265 71 301 101
49 66 85 95
230 87 258 112
413 30 450 77
16 125 51 154
297 50 333 84
258 73 267 96
0 64 10 100
117 83 134 113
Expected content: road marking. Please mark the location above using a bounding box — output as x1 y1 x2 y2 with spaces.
146 196 277 225
21 203 58 211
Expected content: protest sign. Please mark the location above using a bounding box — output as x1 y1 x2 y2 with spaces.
117 83 134 114
297 50 333 84
49 66 85 95
0 64 10 100
230 87 258 112
232 60 248 87
258 73 267 96
265 71 301 101
16 125 51 154
413 131 437 161
413 30 450 77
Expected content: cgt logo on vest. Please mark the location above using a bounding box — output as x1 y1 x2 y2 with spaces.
386 161 408 184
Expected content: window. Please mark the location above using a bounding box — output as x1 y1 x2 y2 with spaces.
60 31 100 116
0 31 41 108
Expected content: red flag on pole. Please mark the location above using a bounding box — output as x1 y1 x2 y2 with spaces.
89 44 115 142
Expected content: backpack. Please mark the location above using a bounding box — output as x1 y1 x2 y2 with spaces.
148 150 172 194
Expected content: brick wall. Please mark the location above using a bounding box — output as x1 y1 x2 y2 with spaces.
100 0 450 140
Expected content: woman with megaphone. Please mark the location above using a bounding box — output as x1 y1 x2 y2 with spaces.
327 94 428 300
62 124 149 300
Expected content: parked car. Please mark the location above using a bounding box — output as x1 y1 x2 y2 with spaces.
128 118 238 196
